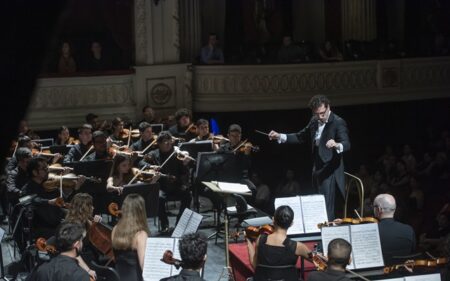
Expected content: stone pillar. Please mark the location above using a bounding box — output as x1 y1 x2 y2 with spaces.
134 0 180 65
341 0 377 41
179 0 202 62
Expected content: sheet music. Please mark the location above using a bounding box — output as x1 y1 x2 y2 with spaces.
300 195 328 233
350 223 384 269
172 208 203 238
142 237 180 281
405 273 441 281
274 196 304 235
216 181 251 194
321 225 354 269
226 204 254 213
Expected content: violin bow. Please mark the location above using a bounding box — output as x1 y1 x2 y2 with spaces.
79 145 94 161
346 269 371 281
141 138 158 154
232 139 248 153
126 126 132 148
184 123 195 134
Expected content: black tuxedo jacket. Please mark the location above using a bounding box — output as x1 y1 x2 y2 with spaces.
286 112 350 196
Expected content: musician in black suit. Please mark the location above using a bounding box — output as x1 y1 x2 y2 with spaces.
63 124 93 163
269 95 350 220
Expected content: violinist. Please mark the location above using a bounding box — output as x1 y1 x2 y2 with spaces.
83 130 110 161
22 157 84 239
130 122 156 153
6 148 32 205
308 238 353 281
33 222 91 281
111 194 149 281
107 155 139 196
56 126 78 145
109 117 126 145
374 194 416 265
168 108 196 141
246 205 312 281
64 193 101 280
85 113 101 131
5 135 34 173
189 119 219 151
63 124 93 163
139 131 191 234
18 119 40 140
160 233 208 281
138 105 159 125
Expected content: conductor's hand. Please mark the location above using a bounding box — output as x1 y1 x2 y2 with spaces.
326 139 338 149
268 130 280 141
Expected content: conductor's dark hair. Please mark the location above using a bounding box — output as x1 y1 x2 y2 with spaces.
174 108 191 122
274 205 294 229
327 238 352 268
138 121 152 133
308 95 330 111
26 157 47 178
55 222 85 252
157 131 172 144
179 233 207 270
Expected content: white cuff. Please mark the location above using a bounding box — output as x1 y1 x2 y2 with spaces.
335 143 343 154
278 134 287 144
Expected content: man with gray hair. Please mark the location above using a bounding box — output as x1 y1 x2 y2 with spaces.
374 194 416 265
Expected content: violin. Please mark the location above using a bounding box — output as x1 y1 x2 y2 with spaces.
32 148 59 158
36 237 57 254
242 224 274 240
232 140 260 154
383 258 449 274
208 135 229 144
184 123 197 134
43 173 102 191
108 202 121 217
48 164 74 173
55 197 71 208
317 217 378 229
161 250 183 270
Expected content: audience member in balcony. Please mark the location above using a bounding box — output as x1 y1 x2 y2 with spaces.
200 33 224 64
319 41 343 62
85 41 112 71
401 144 417 173
274 169 300 198
57 41 77 74
277 35 302 63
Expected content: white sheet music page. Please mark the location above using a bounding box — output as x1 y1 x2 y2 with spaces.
172 209 193 238
184 210 203 236
300 195 328 233
321 225 355 269
405 273 441 281
216 181 251 194
350 223 384 269
274 196 304 235
142 237 180 281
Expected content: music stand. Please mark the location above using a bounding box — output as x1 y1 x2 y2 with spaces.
179 140 213 160
49 145 73 155
150 124 164 134
121 182 159 218
32 138 54 147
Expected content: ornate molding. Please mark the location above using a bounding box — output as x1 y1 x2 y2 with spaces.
134 0 147 65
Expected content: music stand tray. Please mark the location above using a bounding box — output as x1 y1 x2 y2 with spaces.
49 145 74 155
179 140 213 160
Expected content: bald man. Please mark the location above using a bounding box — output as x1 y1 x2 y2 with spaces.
308 238 353 281
374 194 416 265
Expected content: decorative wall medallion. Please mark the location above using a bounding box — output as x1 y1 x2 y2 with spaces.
150 83 172 105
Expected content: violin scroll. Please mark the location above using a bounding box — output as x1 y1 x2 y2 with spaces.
108 202 121 217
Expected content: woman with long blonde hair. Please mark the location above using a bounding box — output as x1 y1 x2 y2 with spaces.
112 193 149 281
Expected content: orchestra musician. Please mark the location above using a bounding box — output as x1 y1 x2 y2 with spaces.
83 130 110 161
160 233 208 281
56 126 78 146
5 135 34 173
189 118 219 151
22 157 84 239
6 147 32 205
169 108 196 141
33 222 91 281
268 95 350 221
64 193 101 280
63 124 93 163
109 117 126 145
139 131 191 234
246 205 312 281
111 193 149 281
130 121 156 155
307 238 353 281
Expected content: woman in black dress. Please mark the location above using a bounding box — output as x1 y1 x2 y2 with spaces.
112 193 149 281
247 205 313 281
